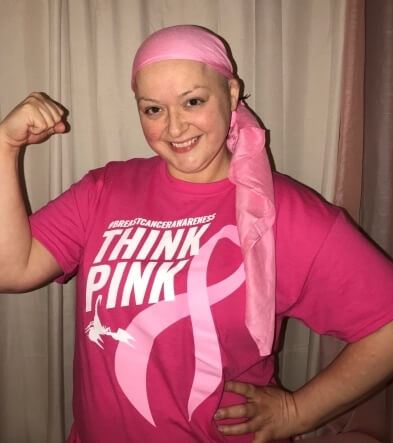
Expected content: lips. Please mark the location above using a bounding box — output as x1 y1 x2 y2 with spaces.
170 136 200 153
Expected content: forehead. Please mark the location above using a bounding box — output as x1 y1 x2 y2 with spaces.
134 59 226 96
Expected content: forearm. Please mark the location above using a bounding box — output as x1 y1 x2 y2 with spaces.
0 94 67 292
0 142 33 289
293 320 393 434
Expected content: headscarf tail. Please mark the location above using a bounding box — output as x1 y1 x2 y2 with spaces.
132 25 276 357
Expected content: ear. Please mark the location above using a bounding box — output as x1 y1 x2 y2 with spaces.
228 78 240 111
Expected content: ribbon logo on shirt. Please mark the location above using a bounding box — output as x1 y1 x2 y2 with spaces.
114 225 244 426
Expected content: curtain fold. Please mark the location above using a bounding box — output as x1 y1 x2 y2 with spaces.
0 3 51 442
315 0 365 438
266 0 346 394
361 0 393 255
333 0 365 223
361 1 393 442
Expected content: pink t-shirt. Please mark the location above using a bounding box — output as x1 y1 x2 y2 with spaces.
30 157 393 443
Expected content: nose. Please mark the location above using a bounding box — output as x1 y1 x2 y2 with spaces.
167 108 188 138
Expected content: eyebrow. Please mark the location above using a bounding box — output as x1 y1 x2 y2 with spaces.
180 85 209 96
137 85 209 103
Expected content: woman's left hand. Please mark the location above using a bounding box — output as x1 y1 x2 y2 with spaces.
215 381 299 443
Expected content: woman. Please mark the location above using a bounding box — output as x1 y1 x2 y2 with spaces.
0 25 392 443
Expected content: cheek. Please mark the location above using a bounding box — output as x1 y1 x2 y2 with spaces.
203 106 231 139
197 105 229 133
140 120 162 144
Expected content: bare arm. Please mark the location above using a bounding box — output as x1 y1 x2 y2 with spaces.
216 320 393 442
0 93 67 292
293 319 393 432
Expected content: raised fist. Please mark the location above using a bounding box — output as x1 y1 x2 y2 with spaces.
0 92 67 149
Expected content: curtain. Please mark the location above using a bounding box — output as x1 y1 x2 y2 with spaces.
0 1 369 442
361 0 393 254
334 0 364 223
361 1 393 441
264 0 346 395
309 1 393 441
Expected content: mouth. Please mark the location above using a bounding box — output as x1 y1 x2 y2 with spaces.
170 136 200 153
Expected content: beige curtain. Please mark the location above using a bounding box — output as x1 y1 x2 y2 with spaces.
0 1 352 442
271 0 346 394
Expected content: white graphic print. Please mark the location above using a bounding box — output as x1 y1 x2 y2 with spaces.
85 295 135 349
85 221 212 312
83 214 246 426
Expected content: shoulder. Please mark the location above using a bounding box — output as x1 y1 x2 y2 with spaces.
272 172 344 308
87 156 161 186
273 171 341 240
58 156 162 208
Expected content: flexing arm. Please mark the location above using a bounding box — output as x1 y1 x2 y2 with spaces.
216 320 393 442
0 93 66 292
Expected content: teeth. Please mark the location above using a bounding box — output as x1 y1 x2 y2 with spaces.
171 137 198 149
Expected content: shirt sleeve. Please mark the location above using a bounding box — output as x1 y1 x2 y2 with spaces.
29 169 103 283
286 210 393 342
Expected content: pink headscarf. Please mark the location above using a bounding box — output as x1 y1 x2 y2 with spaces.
131 25 276 356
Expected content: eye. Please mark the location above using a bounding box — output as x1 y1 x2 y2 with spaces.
144 106 162 116
185 98 205 107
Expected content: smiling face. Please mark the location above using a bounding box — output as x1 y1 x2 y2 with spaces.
134 60 240 183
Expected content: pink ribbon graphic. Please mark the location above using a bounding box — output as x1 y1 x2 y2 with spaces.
114 225 244 426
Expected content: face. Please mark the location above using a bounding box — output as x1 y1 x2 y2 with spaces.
134 60 240 183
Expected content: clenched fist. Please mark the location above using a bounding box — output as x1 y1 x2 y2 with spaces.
0 92 67 150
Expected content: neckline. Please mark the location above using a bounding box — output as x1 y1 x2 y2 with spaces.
158 158 234 196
